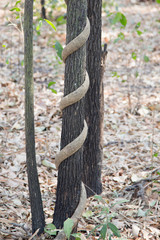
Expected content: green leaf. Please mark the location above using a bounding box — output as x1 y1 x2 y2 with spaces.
48 81 56 88
56 15 66 26
109 235 112 240
10 7 20 12
144 55 149 62
156 0 160 3
106 11 114 17
118 32 125 40
36 20 43 31
6 58 9 64
4 2 9 8
136 30 143 35
50 89 57 94
107 222 121 237
64 218 74 239
71 233 81 240
15 0 21 6
111 199 129 208
112 12 122 25
135 22 141 29
112 71 120 78
100 224 107 240
53 41 63 60
113 38 119 44
120 13 127 27
153 152 158 157
111 11 127 26
94 195 103 201
132 52 137 60
48 82 57 94
87 224 103 238
149 200 157 207
45 223 56 230
21 60 24 66
44 19 56 31
137 208 147 217
135 71 139 78
44 223 57 236
2 44 6 48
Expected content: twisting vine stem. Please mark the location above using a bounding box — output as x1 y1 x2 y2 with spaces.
54 1 90 239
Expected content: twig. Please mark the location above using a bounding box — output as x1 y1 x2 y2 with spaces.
151 110 155 169
104 140 140 147
125 175 160 191
8 19 22 34
119 212 142 225
148 166 160 175
28 228 40 240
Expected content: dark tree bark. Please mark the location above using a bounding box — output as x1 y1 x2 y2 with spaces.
24 0 45 234
53 0 87 229
82 0 105 197
41 0 46 19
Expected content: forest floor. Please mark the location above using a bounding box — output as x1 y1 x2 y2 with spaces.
0 0 160 239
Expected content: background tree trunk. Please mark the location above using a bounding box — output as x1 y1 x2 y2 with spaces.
53 0 87 229
82 0 103 197
24 0 45 234
41 0 46 19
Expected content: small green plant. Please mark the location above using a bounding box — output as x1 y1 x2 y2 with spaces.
53 40 63 60
44 218 81 240
111 12 127 27
44 18 63 93
6 0 24 68
56 14 66 26
44 223 57 236
43 19 63 61
9 0 23 32
105 10 127 29
44 194 125 240
83 195 128 239
44 19 56 31
10 0 21 18
48 81 57 94
35 19 43 35
36 18 63 62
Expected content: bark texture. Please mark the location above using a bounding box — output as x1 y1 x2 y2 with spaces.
53 0 87 229
24 0 45 234
82 0 103 197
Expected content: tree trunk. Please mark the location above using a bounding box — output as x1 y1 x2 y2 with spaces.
53 0 87 229
41 0 46 19
24 0 45 234
82 0 103 197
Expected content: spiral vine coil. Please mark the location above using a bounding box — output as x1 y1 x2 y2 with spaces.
54 10 90 240
55 18 90 175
